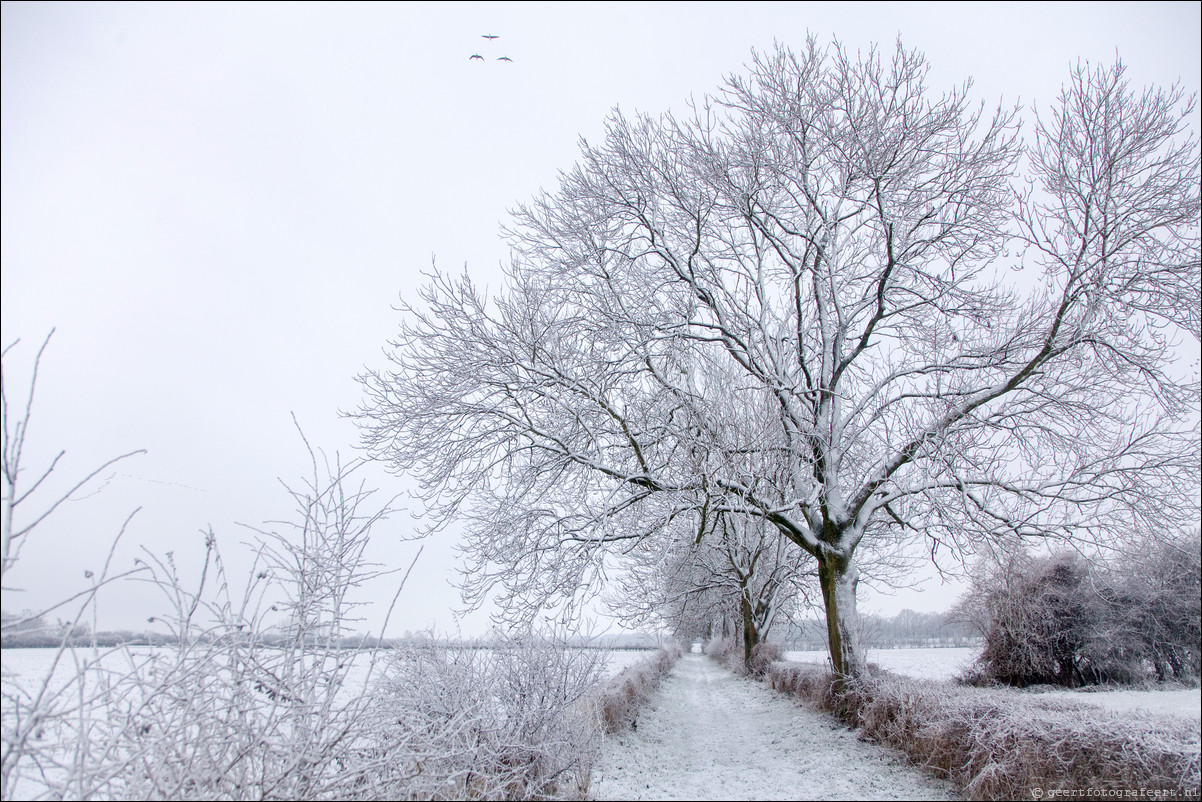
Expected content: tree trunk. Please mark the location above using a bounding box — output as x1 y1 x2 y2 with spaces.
739 588 760 670
817 551 865 685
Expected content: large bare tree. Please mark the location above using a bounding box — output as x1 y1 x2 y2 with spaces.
356 39 1200 679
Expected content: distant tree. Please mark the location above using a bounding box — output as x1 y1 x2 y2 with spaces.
0 609 46 634
615 511 814 669
356 39 1200 682
778 609 979 650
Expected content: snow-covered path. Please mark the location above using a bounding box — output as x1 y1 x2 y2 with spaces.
591 654 959 801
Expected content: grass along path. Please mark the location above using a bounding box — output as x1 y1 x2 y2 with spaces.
590 653 959 801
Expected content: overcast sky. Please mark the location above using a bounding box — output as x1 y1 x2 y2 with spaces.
3 1 1199 638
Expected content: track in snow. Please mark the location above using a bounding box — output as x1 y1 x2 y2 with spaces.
591 653 959 801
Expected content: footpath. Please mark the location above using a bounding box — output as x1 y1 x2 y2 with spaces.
591 653 960 801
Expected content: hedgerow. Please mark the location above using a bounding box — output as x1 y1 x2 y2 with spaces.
766 661 1200 800
592 646 682 734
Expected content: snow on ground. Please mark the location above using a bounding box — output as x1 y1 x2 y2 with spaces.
783 647 1201 721
590 654 959 801
1034 687 1201 719
784 647 978 682
603 648 664 677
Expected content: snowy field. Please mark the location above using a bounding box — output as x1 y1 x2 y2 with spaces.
600 647 664 677
8 645 1195 720
784 646 979 682
783 646 1201 721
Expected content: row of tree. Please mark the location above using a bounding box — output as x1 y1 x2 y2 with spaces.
776 609 979 652
354 37 1199 680
0 614 667 651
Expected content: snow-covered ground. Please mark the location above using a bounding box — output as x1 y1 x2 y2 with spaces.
783 646 1201 721
603 647 664 677
784 646 978 682
1034 686 1201 719
8 645 1194 801
590 653 959 801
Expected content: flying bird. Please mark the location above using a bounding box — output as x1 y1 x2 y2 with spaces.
481 34 499 39
497 56 513 62
469 54 484 60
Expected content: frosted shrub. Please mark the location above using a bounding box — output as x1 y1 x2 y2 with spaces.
5 454 614 800
962 550 1096 687
1094 532 1201 683
100 437 403 801
366 636 606 800
0 338 622 801
0 386 405 800
103 554 381 799
703 637 742 672
765 660 1201 800
956 540 1201 687
705 636 780 676
748 641 783 678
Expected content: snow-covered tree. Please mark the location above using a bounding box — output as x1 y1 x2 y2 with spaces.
615 511 815 668
955 530 1201 686
356 39 1200 680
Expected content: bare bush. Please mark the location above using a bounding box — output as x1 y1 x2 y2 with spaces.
956 538 1201 687
77 434 405 801
703 637 742 673
6 452 614 800
706 637 783 679
3 336 628 801
1092 532 1201 683
367 635 607 800
955 549 1096 687
0 357 409 800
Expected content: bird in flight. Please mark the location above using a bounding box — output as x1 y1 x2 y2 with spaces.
497 56 513 62
469 54 484 60
481 34 499 39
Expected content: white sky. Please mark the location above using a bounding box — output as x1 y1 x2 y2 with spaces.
3 1 1199 638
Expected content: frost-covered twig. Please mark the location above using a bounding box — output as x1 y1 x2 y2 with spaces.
1 333 147 801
